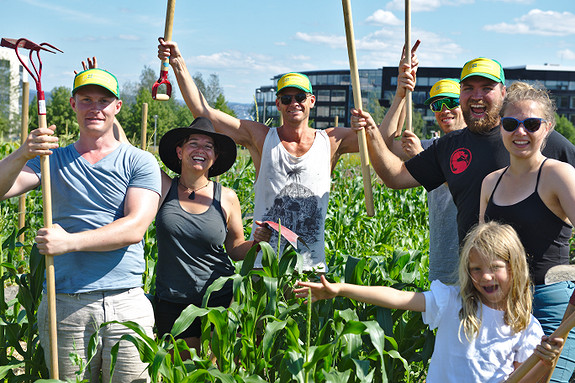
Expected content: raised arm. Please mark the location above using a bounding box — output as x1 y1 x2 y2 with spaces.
0 125 58 200
351 108 420 189
294 275 425 312
332 41 419 159
382 42 420 160
35 186 160 256
158 39 267 153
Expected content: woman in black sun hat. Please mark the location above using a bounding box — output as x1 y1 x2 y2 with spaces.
154 116 270 356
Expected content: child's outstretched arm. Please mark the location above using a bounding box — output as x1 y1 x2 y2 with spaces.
294 275 426 312
509 335 564 383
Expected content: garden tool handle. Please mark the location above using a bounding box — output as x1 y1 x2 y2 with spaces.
152 0 176 101
342 0 375 217
404 0 412 132
503 310 575 382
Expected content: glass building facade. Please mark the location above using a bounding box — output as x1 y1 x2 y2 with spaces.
381 64 575 134
256 65 575 132
255 69 381 129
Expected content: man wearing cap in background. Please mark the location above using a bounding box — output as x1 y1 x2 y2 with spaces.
0 68 161 381
157 39 416 271
375 75 465 284
353 57 575 243
353 57 575 381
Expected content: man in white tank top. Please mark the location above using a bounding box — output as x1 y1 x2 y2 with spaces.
158 39 416 271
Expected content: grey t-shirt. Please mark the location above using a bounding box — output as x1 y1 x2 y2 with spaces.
27 143 161 293
422 139 459 284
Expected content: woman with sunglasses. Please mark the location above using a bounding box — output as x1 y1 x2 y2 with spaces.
479 81 575 382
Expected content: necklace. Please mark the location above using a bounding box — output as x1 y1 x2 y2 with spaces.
179 179 210 200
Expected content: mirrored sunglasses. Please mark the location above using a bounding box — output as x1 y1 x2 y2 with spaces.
279 93 308 105
501 117 546 133
430 97 460 112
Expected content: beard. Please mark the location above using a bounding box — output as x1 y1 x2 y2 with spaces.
463 98 503 134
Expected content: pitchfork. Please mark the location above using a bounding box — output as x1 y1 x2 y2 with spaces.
0 37 62 379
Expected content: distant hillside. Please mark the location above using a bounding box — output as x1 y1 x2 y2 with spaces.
229 102 254 120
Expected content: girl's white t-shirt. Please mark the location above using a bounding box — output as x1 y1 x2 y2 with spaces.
423 280 544 383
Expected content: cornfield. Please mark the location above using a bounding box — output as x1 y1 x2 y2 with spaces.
0 142 433 383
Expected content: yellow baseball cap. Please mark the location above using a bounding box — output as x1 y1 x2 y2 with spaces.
73 68 120 98
424 78 460 105
276 72 312 95
460 58 505 84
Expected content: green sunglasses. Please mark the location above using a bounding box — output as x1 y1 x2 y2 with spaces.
430 97 460 112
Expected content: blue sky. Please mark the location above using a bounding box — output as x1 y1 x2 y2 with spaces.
2 0 575 103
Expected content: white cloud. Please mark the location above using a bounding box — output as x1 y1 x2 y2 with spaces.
484 9 575 36
190 51 287 75
385 0 474 12
491 0 533 3
118 35 140 41
365 10 402 26
294 32 346 49
558 49 575 61
22 0 111 25
387 0 439 12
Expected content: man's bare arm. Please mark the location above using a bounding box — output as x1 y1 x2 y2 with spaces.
158 39 267 151
351 108 420 189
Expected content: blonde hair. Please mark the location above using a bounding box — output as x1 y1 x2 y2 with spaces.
458 222 532 341
500 81 556 130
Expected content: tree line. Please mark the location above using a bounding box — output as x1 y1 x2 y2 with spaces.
1 66 575 145
0 67 236 147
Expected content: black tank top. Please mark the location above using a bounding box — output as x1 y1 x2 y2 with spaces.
484 159 572 285
155 178 234 304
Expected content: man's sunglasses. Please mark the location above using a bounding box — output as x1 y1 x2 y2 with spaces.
279 93 308 105
501 117 547 133
430 97 460 112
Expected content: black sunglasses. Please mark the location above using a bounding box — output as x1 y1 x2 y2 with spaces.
279 93 308 105
501 117 547 133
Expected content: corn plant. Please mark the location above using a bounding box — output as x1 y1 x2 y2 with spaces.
1 146 434 382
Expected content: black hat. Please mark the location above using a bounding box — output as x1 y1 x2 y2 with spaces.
159 117 237 177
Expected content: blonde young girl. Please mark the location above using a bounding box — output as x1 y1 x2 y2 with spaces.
295 222 562 383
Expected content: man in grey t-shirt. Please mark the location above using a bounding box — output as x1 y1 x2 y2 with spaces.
373 71 465 284
0 68 160 381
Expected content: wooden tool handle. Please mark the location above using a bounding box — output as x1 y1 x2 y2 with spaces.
161 0 176 72
342 0 375 217
37 113 59 378
404 0 412 132
504 311 575 383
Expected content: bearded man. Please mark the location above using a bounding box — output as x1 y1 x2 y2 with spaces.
351 57 575 242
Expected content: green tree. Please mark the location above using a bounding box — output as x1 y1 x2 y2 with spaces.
47 86 78 139
214 94 237 118
366 90 387 124
193 73 222 106
554 114 575 144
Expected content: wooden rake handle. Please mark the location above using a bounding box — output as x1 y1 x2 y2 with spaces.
503 310 575 383
404 0 412 132
342 0 375 217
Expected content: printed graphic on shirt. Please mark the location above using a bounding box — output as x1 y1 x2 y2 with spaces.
261 181 320 258
450 148 472 174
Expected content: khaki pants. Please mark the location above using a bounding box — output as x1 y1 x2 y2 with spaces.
38 287 153 383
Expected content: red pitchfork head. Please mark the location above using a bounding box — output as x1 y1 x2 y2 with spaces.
0 37 63 91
